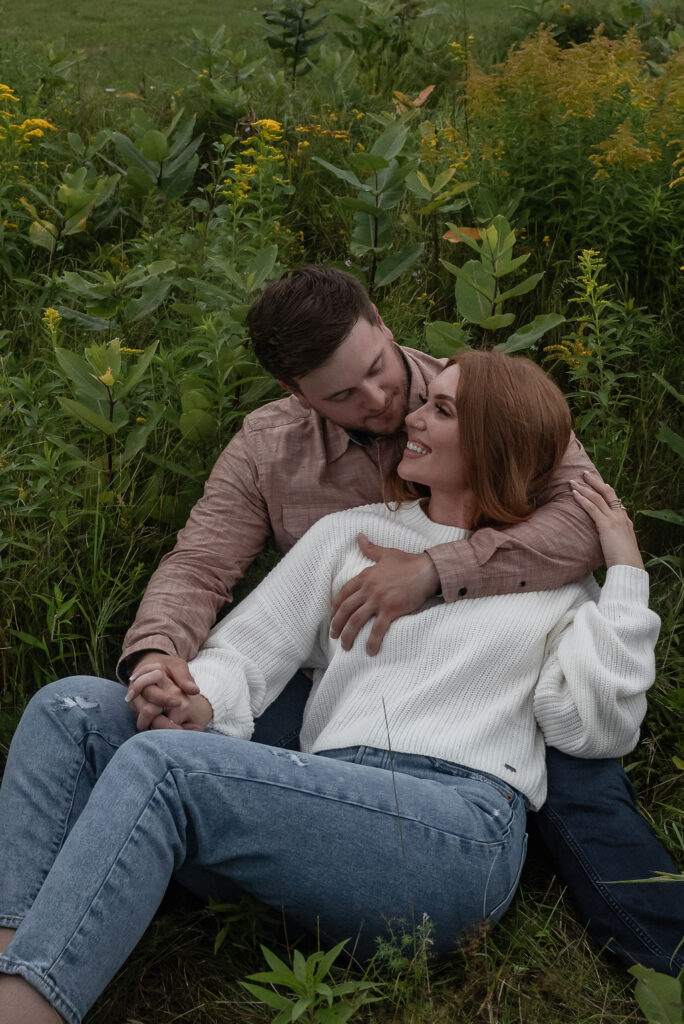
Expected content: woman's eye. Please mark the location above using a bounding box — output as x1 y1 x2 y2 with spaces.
435 403 449 416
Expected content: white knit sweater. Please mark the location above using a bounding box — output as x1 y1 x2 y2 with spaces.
189 501 660 809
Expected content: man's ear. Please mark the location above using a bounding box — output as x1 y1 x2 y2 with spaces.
372 304 394 342
279 381 312 410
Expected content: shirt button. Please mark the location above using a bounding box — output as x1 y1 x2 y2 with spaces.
458 587 468 596
520 581 527 587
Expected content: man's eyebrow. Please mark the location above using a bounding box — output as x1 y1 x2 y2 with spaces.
323 353 382 400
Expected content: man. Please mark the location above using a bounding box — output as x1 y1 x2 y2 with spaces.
120 265 683 975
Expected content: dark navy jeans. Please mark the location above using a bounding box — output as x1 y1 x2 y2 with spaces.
254 671 684 976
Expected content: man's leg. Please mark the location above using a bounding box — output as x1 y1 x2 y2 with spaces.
250 670 311 749
0 677 137 939
531 748 684 975
0 737 526 1024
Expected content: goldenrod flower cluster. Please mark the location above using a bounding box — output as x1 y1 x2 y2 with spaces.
41 307 61 343
418 119 470 171
295 123 351 142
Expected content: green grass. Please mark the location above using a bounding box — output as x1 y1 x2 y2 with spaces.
0 0 682 1019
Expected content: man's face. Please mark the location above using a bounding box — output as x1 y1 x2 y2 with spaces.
284 316 409 435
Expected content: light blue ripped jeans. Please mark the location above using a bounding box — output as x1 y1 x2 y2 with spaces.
0 677 527 1024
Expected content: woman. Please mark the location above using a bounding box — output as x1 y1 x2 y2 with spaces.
0 352 659 1024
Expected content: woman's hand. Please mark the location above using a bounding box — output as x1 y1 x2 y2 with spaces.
570 472 644 571
126 662 212 731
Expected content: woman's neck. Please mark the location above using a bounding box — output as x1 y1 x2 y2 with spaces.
424 490 475 530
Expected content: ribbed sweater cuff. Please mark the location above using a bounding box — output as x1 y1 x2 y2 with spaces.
602 565 650 606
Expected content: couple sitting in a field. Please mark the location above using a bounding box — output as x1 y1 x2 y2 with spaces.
0 267 680 1024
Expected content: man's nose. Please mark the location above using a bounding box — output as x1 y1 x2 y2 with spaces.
362 382 386 410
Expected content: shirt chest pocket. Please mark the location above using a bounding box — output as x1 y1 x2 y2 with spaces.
281 504 346 544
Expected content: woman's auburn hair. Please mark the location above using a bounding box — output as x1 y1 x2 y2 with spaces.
385 349 572 530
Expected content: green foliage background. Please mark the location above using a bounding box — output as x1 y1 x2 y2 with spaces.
0 0 682 1020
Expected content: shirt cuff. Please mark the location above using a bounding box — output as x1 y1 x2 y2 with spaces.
116 636 178 684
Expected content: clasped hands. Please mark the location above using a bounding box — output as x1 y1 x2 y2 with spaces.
126 537 440 730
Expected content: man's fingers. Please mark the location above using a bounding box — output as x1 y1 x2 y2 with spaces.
356 532 381 563
331 575 363 617
167 667 199 694
330 589 368 638
150 714 182 731
366 615 391 657
338 606 375 651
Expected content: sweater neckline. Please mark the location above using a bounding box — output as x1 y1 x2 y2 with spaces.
400 500 473 544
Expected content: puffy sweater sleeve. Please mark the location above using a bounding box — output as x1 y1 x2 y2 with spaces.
187 514 343 738
533 565 661 758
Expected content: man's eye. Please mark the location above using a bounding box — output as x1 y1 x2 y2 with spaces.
418 393 428 404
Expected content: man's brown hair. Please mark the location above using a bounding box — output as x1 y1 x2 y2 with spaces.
386 350 572 530
246 265 377 386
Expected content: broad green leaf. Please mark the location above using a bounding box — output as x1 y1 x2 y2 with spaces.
639 509 684 526
652 372 684 405
628 965 683 1024
28 220 58 253
54 348 104 395
56 306 113 332
370 122 408 161
292 948 307 984
126 279 173 321
657 422 684 460
312 938 351 981
240 982 293 1011
405 171 432 201
425 320 471 357
496 272 544 304
432 167 457 193
452 261 496 325
59 397 124 435
181 389 211 413
312 157 365 190
374 243 423 287
291 996 314 1021
117 341 158 399
179 408 216 441
480 312 516 329
164 134 204 177
246 246 279 293
498 313 565 352
141 129 169 163
120 403 163 462
339 196 382 215
493 253 530 276
443 227 482 255
348 152 390 174
112 132 158 179
147 259 177 276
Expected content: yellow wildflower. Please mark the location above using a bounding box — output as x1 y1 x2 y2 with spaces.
135 416 147 424
120 346 144 354
95 368 115 387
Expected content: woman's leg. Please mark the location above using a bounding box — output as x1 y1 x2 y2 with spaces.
0 676 137 937
0 737 526 1024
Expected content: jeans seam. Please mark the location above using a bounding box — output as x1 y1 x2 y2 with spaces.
538 802 681 966
180 768 510 847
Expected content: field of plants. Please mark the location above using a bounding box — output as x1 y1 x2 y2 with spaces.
0 0 683 1020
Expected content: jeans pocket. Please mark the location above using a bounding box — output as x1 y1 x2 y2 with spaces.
485 831 528 924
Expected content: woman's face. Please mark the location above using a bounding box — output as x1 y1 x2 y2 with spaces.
397 364 467 498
